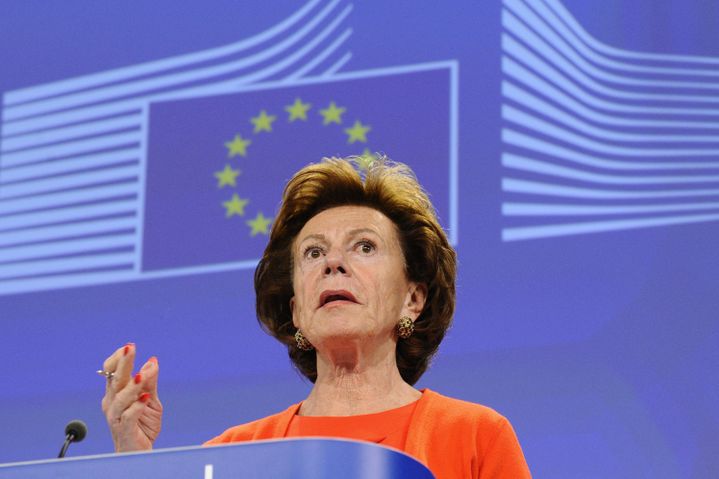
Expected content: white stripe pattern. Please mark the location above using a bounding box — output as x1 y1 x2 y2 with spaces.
501 0 719 241
0 0 354 295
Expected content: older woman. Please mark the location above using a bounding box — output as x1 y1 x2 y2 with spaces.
101 157 531 478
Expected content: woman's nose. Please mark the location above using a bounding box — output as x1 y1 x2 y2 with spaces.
323 249 347 275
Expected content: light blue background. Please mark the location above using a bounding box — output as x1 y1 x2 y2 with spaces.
1 1 717 477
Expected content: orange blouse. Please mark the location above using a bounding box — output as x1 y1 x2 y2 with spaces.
286 398 417 450
206 389 531 479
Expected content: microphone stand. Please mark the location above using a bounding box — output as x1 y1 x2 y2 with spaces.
58 431 77 458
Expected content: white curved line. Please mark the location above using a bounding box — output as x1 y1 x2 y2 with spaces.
507 0 719 87
145 30 354 102
502 129 719 171
2 104 141 137
503 45 719 116
0 183 137 216
502 153 719 185
0 165 140 200
1 11 351 136
0 217 137 249
160 26 352 100
504 15 719 102
502 177 719 199
282 29 352 81
503 106 719 157
0 235 135 264
219 16 352 87
322 52 353 76
0 148 140 184
502 212 719 241
2 114 142 153
0 251 136 280
544 0 719 64
0 200 138 232
1 132 141 168
3 1 349 121
503 61 719 129
3 0 325 105
525 0 719 76
0 270 135 295
503 201 719 216
504 82 719 142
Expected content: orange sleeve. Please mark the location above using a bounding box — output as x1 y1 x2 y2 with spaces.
476 417 531 479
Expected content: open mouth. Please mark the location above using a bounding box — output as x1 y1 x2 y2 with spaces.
319 290 358 308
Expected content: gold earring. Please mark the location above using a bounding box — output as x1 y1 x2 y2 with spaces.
295 329 314 351
397 316 414 339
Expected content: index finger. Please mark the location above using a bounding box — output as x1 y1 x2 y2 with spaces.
102 342 135 395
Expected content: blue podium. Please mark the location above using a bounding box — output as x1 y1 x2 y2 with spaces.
0 438 434 478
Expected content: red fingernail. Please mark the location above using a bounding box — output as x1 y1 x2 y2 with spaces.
123 342 134 356
139 392 151 403
149 356 158 364
134 373 142 384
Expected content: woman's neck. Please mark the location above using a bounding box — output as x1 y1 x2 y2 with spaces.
299 341 421 416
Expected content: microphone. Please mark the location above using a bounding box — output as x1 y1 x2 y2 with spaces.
57 420 87 458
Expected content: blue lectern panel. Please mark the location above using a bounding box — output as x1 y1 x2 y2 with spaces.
0 439 434 479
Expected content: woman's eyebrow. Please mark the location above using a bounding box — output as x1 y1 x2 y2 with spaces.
297 229 380 250
348 228 379 237
298 233 326 245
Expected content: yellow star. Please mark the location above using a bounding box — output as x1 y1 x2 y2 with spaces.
285 98 311 121
223 194 249 217
319 101 346 125
225 134 251 157
357 148 376 171
250 110 276 133
344 120 371 144
247 211 272 236
214 164 241 188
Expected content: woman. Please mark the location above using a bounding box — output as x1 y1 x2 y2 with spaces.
101 156 531 478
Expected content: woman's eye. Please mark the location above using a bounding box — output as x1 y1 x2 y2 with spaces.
358 241 375 254
305 247 323 259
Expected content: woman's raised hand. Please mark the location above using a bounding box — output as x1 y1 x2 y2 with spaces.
100 343 162 452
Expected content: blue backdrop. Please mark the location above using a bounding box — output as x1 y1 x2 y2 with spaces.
1 1 717 477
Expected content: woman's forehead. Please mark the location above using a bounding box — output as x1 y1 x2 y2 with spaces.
297 205 398 242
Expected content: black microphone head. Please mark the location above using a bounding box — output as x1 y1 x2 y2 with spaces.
65 420 87 442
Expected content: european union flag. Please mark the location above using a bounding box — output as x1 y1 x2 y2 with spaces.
142 64 457 272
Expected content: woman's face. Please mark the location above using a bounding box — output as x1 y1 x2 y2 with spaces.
290 205 425 350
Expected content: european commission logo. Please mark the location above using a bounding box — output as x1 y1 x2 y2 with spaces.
0 0 457 296
13 0 716 293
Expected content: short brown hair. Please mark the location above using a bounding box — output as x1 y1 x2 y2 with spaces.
254 156 456 385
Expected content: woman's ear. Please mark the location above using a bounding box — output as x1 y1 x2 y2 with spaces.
404 282 427 319
290 297 298 328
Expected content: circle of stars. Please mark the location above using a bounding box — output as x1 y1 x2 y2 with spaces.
216 97 375 237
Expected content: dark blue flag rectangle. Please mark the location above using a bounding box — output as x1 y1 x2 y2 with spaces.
142 64 458 272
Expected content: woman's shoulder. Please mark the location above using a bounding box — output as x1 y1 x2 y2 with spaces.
420 388 509 427
413 389 532 478
204 402 301 445
416 388 518 444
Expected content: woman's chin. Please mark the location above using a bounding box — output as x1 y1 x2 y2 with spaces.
312 327 381 348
